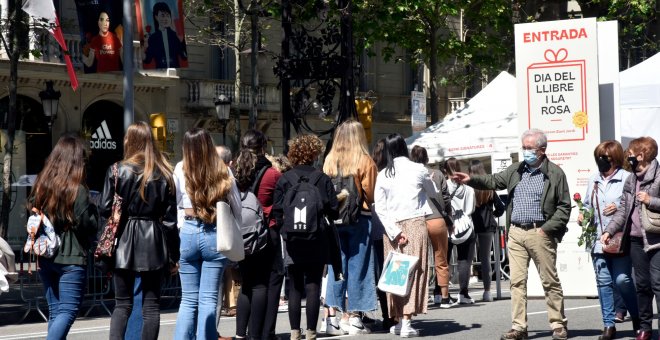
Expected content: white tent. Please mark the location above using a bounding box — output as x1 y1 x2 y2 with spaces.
619 53 660 146
406 71 519 163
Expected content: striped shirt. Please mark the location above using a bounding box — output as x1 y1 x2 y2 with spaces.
511 165 545 224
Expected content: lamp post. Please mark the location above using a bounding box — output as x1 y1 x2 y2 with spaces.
215 94 232 145
39 81 61 132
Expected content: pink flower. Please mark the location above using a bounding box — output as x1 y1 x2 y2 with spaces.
573 193 581 202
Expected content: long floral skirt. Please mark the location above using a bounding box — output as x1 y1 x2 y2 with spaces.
383 216 429 317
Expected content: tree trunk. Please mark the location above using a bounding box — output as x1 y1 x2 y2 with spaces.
1 2 20 239
428 24 439 123
249 0 258 130
233 0 242 142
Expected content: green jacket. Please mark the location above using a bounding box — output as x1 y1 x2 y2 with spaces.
52 186 99 265
468 157 572 242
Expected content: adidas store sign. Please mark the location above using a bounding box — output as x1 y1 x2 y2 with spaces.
90 120 117 150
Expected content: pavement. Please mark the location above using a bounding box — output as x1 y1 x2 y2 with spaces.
0 282 644 340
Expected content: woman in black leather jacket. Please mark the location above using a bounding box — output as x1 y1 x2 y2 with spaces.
101 122 179 340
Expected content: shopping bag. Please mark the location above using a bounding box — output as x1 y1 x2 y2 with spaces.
377 250 419 297
216 201 245 262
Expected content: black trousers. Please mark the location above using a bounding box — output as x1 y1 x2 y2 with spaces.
263 228 285 340
236 249 272 340
629 237 660 332
287 262 324 331
373 238 389 319
109 269 161 340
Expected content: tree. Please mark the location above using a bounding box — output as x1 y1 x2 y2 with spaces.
184 0 277 130
0 0 27 239
353 0 514 122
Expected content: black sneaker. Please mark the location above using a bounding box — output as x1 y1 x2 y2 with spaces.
439 297 458 308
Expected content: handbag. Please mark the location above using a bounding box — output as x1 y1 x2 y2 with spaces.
593 182 624 255
377 247 419 297
23 207 60 259
95 163 123 260
641 204 660 234
216 200 245 262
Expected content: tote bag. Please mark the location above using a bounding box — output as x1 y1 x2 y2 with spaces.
216 201 245 262
377 250 419 297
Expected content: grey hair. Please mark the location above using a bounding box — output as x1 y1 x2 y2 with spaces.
521 128 548 148
215 145 232 165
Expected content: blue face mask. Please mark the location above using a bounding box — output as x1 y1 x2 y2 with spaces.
523 150 538 165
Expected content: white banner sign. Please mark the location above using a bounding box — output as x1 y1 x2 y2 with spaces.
411 91 426 132
515 18 603 297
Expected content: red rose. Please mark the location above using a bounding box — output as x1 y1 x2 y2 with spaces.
573 193 581 202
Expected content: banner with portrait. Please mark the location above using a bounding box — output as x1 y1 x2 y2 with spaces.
135 0 189 69
75 0 124 73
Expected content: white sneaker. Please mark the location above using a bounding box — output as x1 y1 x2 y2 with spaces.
433 294 442 305
339 317 350 334
325 316 343 335
400 320 419 338
319 317 327 333
458 293 475 304
482 291 493 302
278 300 288 312
390 323 402 335
348 316 370 335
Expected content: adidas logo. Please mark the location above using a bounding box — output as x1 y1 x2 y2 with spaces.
89 120 117 150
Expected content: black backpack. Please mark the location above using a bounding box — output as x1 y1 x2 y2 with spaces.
330 172 361 225
239 166 270 256
281 170 325 243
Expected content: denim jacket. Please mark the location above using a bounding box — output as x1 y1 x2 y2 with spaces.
582 168 630 253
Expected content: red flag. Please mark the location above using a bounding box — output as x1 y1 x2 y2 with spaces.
22 0 79 91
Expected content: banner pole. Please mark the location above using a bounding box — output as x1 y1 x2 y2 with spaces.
123 0 134 131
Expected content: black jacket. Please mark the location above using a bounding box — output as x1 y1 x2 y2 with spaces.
272 165 340 268
472 193 506 233
99 162 179 272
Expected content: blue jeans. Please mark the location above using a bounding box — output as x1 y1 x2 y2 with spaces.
125 275 142 340
325 215 377 312
175 220 227 340
37 259 86 340
592 253 639 327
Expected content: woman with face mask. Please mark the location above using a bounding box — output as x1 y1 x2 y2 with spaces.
601 137 660 340
580 141 638 340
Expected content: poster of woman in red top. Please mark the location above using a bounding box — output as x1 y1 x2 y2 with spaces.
82 11 122 73
75 0 124 73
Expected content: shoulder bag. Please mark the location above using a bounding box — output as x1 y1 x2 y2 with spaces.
217 197 246 262
95 163 123 260
641 203 660 233
596 182 624 255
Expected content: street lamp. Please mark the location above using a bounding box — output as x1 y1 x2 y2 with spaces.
39 81 61 131
215 94 232 145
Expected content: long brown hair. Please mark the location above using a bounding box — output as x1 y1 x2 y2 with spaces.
233 129 267 192
183 128 232 223
469 160 493 207
323 120 370 177
30 135 87 228
122 121 174 200
371 138 387 171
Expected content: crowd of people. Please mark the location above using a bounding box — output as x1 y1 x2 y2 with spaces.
26 119 660 340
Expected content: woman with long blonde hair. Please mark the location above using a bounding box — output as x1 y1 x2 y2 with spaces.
105 121 179 340
31 135 98 340
173 128 241 339
322 120 378 335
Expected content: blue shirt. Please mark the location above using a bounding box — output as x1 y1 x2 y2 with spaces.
583 168 630 253
511 165 545 224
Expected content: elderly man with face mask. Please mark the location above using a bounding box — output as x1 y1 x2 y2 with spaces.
452 128 571 340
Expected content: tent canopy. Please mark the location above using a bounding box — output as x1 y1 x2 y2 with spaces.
406 71 519 163
619 53 660 145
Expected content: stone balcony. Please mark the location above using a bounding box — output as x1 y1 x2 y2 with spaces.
183 80 280 112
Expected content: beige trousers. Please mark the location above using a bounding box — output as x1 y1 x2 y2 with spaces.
507 226 567 331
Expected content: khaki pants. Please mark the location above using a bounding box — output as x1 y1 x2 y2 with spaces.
508 226 566 331
426 218 450 287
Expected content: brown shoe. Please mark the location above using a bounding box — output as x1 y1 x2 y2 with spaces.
598 326 615 340
552 327 568 340
501 329 528 340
